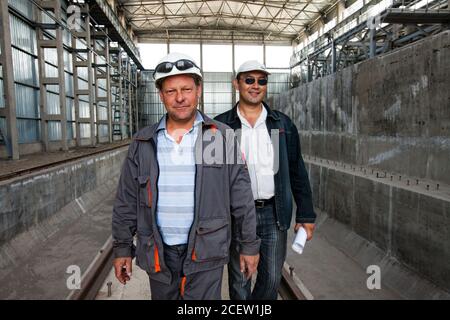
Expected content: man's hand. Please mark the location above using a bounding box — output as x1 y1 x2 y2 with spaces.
294 223 315 241
113 257 132 284
240 254 260 279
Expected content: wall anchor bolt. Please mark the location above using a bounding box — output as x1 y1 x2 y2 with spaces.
289 266 294 277
107 281 112 297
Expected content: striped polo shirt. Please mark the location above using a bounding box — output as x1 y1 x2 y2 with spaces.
155 111 203 245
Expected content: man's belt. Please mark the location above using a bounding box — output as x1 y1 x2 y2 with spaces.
254 197 274 209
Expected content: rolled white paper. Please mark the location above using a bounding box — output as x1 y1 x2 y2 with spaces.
292 227 307 254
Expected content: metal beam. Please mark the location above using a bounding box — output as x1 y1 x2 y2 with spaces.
331 39 336 73
86 12 96 147
200 37 204 113
369 26 376 58
71 27 81 147
36 4 49 152
106 34 113 143
88 0 143 69
231 33 236 107
0 0 19 159
55 3 68 151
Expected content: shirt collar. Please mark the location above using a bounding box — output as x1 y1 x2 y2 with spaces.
156 110 204 132
237 104 267 128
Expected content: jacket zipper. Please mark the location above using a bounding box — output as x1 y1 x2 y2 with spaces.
187 124 205 264
150 138 161 272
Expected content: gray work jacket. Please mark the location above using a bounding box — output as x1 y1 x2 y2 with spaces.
112 111 260 285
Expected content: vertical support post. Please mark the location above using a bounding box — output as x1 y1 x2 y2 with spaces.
105 34 112 143
0 0 19 159
231 33 236 107
134 68 139 132
331 39 337 73
128 57 132 137
92 29 99 144
71 23 81 147
166 31 170 54
307 58 312 82
119 52 124 139
369 26 376 58
262 37 266 66
85 12 96 146
36 4 49 152
55 3 68 151
199 38 204 113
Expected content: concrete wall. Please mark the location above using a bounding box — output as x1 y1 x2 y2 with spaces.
271 30 450 185
306 159 450 293
271 31 450 294
0 147 128 245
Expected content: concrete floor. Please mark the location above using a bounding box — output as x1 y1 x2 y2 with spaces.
98 223 402 300
96 262 232 300
0 178 116 299
286 222 401 300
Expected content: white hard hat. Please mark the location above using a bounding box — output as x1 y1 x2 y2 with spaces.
153 52 202 82
236 60 270 78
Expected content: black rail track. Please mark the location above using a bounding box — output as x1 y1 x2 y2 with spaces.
67 236 114 300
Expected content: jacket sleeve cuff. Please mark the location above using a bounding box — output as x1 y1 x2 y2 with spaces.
113 245 136 259
295 217 316 224
239 238 261 256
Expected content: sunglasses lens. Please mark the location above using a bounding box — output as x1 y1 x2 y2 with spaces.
155 62 173 73
244 77 267 86
258 78 268 86
244 78 256 85
176 59 195 71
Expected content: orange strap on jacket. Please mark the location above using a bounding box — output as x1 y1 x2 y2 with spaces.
154 245 161 273
191 249 197 261
180 276 187 298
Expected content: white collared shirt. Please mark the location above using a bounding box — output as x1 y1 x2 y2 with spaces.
237 105 275 200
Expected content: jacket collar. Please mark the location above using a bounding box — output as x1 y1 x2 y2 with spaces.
226 101 280 125
134 109 216 141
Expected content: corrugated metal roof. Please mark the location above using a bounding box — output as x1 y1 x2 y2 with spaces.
118 0 335 44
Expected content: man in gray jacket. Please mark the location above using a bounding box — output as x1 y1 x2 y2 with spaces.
112 52 260 300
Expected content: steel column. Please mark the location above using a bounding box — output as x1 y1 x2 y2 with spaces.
0 0 19 159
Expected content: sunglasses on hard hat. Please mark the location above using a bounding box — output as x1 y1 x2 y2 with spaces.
153 59 199 78
243 77 268 86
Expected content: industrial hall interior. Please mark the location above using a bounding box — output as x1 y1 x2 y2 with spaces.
0 0 449 301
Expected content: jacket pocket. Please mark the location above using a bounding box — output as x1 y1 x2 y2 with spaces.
135 233 161 273
192 218 229 262
138 175 152 208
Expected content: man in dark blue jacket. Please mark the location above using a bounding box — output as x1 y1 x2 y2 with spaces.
215 60 316 300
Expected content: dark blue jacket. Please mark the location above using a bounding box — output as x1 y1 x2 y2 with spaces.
214 102 316 230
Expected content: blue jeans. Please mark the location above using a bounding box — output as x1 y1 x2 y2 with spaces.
228 203 287 300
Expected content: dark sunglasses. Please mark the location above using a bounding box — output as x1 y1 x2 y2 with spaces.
243 77 268 86
153 59 199 78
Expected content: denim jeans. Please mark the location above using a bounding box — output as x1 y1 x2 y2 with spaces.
228 203 287 300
